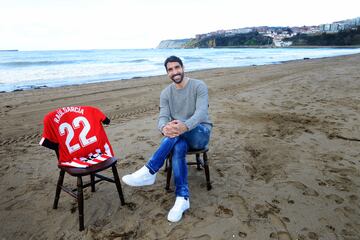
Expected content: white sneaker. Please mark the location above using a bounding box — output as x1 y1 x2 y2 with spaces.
167 197 190 222
121 166 156 187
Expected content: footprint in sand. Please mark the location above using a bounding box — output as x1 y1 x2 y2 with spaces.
7 186 16 191
323 178 351 192
146 140 158 147
286 181 319 197
223 194 249 220
136 136 149 141
325 194 344 204
215 205 233 218
150 212 166 225
4 105 13 114
216 168 225 177
189 234 211 240
307 231 319 240
238 231 247 238
252 201 292 239
282 217 290 223
326 225 335 231
254 202 281 219
101 230 136 239
118 161 137 168
125 202 137 211
92 218 111 228
268 213 292 240
167 225 188 239
341 223 359 239
254 204 272 218
269 231 292 240
125 153 145 161
348 194 358 204
316 179 327 186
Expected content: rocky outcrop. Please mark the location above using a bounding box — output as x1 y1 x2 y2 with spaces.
183 32 273 48
157 39 191 49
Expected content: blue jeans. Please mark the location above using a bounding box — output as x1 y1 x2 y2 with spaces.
146 124 211 198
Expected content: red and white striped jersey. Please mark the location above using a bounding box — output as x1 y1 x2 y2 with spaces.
39 106 114 168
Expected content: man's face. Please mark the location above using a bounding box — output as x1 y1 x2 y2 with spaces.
166 62 184 84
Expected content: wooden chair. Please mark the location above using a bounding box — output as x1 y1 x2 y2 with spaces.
53 156 125 231
39 106 125 231
165 147 212 191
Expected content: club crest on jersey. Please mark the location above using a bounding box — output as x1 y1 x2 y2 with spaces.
54 106 84 124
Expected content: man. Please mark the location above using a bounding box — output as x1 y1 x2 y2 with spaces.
122 55 212 222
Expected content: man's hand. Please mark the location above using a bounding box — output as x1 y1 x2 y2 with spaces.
162 120 188 138
162 122 179 138
172 120 188 134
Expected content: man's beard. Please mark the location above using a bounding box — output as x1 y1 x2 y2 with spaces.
171 73 184 84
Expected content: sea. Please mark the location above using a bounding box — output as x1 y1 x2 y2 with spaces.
1 48 360 92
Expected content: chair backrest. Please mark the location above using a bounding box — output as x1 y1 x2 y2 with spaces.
39 106 114 167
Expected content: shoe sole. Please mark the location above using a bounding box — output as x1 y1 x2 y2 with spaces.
167 206 190 222
122 177 155 187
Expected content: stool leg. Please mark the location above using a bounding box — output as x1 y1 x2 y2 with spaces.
196 153 202 170
165 154 172 191
164 157 168 172
203 152 212 190
77 176 84 231
112 164 125 205
53 170 65 209
90 174 95 192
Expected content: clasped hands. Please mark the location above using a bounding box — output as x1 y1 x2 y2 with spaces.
162 120 188 138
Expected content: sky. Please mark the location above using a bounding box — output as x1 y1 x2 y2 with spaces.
1 0 359 51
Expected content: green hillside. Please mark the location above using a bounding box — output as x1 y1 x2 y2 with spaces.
184 31 273 48
286 26 360 46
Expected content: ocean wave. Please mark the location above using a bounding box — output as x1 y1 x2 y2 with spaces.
128 59 149 63
112 59 150 64
234 56 257 60
183 56 209 61
0 60 84 68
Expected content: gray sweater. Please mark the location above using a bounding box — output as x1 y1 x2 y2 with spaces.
158 78 212 132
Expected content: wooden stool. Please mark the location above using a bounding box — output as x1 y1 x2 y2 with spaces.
53 157 125 231
165 148 212 191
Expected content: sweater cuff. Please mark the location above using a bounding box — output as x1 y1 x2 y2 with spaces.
184 121 194 131
158 123 166 133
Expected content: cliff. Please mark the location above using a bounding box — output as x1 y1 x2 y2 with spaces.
183 32 273 48
157 39 191 49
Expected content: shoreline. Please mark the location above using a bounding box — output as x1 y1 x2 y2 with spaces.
1 53 360 239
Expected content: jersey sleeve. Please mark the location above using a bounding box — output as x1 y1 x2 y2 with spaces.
39 113 59 148
91 106 108 123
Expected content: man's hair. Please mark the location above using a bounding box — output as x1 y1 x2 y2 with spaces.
164 56 183 71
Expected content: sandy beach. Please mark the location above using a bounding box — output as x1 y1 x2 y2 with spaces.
1 53 359 240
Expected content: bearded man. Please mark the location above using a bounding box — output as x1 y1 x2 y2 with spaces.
122 55 212 222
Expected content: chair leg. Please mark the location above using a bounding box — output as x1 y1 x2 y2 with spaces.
164 157 168 172
77 176 84 231
165 154 172 191
203 152 212 191
53 170 65 209
195 153 202 170
90 174 95 192
112 164 125 205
